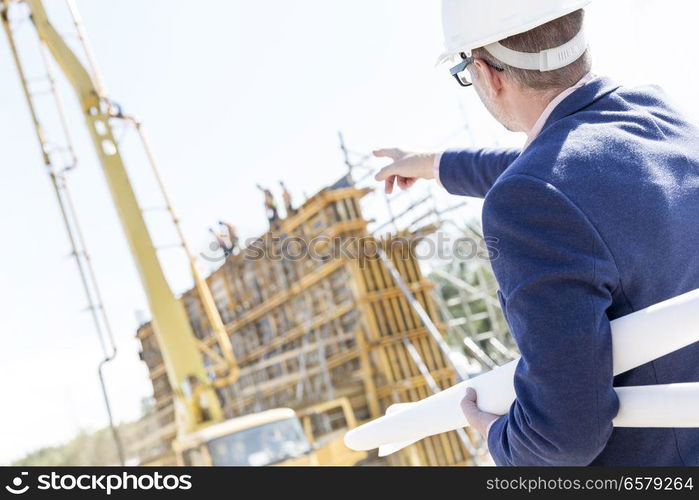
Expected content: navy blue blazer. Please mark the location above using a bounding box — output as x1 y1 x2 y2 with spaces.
439 77 699 466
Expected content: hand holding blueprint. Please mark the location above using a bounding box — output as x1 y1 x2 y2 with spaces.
344 289 699 455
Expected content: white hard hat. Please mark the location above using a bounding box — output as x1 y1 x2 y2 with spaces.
438 0 592 70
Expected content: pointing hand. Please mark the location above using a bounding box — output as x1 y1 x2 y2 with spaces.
373 149 437 194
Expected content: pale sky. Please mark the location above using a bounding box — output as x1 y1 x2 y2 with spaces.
1 0 698 463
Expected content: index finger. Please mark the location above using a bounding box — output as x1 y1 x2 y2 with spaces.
373 148 401 160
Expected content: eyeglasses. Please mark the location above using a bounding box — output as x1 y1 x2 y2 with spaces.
449 53 505 87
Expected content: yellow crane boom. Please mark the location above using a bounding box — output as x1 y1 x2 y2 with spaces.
9 0 235 434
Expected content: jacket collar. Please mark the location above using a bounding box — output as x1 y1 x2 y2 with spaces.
541 76 622 131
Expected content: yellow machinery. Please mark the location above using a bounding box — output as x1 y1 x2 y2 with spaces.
173 399 365 466
3 0 225 434
2 0 365 466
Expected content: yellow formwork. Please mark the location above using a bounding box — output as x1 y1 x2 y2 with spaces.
137 183 477 465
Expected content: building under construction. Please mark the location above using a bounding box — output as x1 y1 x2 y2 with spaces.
136 177 490 466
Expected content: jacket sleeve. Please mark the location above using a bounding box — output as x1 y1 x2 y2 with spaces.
482 173 620 466
438 148 521 198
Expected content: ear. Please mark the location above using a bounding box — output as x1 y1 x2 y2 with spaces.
472 59 505 98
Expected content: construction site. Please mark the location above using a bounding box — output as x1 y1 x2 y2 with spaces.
1 0 521 467
132 177 520 466
4 0 699 479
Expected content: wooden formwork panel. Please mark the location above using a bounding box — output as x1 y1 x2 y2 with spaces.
349 235 476 466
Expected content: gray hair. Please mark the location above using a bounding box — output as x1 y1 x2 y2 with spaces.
472 9 591 93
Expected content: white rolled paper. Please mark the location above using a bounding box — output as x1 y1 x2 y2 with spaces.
613 383 699 428
373 383 699 457
344 288 699 453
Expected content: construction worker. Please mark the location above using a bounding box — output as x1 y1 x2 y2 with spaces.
209 228 233 258
257 184 279 225
375 0 699 466
218 221 240 255
279 181 296 216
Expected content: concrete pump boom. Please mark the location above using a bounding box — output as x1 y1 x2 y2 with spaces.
16 0 233 434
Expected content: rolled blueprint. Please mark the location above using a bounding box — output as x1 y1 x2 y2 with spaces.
344 288 699 453
614 383 699 428
374 382 699 457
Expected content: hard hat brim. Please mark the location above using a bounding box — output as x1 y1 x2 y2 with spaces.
436 0 591 66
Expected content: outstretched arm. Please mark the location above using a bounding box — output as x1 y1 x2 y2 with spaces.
438 148 521 198
374 147 520 198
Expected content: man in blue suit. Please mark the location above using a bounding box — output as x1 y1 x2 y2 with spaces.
375 3 699 465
